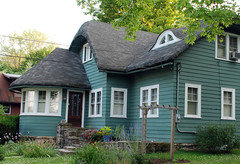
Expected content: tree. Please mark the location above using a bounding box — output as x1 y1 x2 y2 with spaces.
0 29 55 74
77 0 240 43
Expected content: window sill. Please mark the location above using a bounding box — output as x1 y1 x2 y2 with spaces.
110 115 127 118
221 117 235 121
139 115 159 118
184 115 201 119
215 57 239 63
88 115 102 118
20 113 61 117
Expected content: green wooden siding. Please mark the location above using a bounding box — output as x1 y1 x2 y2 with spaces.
105 73 132 128
79 48 107 128
19 116 62 136
174 38 240 143
127 67 174 142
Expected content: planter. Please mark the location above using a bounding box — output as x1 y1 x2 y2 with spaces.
103 135 111 142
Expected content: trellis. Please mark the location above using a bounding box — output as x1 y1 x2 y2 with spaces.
138 104 180 160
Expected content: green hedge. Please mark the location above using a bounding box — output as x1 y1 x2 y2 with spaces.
0 115 19 144
196 123 240 153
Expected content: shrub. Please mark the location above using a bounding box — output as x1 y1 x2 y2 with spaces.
196 123 240 153
21 140 58 158
0 115 19 144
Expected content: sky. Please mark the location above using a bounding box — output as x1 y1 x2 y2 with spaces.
0 0 92 48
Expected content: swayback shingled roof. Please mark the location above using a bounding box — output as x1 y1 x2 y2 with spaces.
10 48 91 89
70 21 159 72
69 21 194 72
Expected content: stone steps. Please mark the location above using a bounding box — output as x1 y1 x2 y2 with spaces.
58 148 76 155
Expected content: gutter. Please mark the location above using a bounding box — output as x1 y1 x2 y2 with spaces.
176 62 196 134
100 62 174 74
9 85 91 93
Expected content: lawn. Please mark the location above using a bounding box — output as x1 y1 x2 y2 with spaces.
0 155 75 164
147 149 240 164
1 150 240 164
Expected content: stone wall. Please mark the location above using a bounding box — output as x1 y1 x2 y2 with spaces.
57 121 87 148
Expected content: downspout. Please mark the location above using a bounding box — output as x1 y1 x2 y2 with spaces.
176 62 196 134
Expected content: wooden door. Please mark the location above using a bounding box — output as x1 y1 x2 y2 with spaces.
68 92 83 127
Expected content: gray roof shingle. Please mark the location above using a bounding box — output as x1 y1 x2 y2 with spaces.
10 48 91 90
70 21 159 72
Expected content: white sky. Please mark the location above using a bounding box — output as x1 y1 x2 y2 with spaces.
0 0 239 48
0 0 92 48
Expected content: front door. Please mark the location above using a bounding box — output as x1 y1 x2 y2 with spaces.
68 92 83 127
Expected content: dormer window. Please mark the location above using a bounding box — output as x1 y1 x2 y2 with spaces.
152 30 181 50
82 43 93 63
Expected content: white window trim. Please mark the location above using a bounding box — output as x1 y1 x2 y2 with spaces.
221 87 235 120
140 84 159 118
215 33 240 62
82 43 93 63
152 30 181 50
184 83 201 118
88 88 102 118
110 87 127 118
20 88 62 117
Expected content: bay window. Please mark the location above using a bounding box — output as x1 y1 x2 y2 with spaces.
21 89 62 116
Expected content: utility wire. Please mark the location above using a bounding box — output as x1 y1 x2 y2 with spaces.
0 53 42 60
0 34 69 47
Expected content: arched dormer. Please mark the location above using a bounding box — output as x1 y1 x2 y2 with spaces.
152 30 181 50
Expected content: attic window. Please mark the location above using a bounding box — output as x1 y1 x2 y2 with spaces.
82 43 93 63
152 30 181 50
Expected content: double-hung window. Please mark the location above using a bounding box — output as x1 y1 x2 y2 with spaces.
140 84 159 118
21 89 61 116
221 88 235 120
89 88 102 117
185 83 201 118
216 33 240 61
82 43 93 63
110 88 127 118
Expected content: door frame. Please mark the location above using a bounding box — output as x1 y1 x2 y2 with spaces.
65 90 85 128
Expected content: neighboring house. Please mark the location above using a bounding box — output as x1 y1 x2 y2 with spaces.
0 73 21 115
10 21 240 143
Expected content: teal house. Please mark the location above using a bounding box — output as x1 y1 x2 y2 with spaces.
10 21 240 143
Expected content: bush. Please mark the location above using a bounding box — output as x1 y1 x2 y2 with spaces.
21 140 58 158
196 123 240 153
0 115 19 144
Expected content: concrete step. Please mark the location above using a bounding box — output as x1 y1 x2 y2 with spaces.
63 146 76 151
59 148 76 155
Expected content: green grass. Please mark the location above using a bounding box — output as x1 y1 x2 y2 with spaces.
146 149 240 164
1 150 240 164
0 155 75 164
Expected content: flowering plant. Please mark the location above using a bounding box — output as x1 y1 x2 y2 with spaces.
0 133 21 144
82 129 103 143
100 126 112 136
